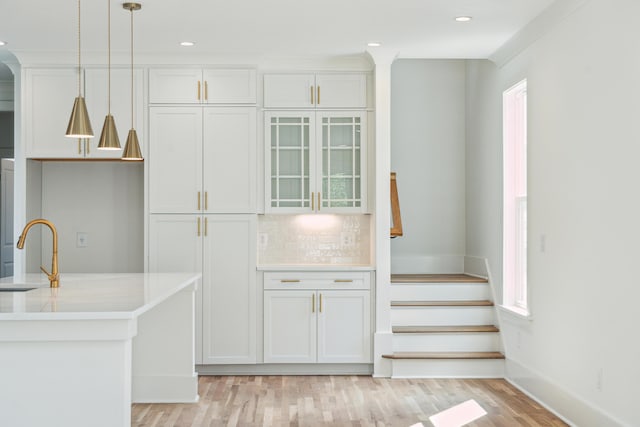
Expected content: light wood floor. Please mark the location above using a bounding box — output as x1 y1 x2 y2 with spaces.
132 376 567 427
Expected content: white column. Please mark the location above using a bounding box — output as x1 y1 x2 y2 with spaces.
367 49 397 377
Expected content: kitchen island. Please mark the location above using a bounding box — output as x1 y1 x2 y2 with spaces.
0 272 200 427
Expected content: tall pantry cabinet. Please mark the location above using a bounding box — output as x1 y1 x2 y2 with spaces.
147 68 258 365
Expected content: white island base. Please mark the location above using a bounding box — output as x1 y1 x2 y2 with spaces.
0 273 200 427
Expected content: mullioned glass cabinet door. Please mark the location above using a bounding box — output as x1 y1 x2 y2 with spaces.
318 112 366 211
266 112 315 212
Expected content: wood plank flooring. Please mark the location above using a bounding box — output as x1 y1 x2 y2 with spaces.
132 376 567 426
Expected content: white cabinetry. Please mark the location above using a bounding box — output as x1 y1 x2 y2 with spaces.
149 106 256 213
149 214 256 365
149 68 257 104
24 67 143 159
263 272 371 364
265 111 366 213
264 73 366 109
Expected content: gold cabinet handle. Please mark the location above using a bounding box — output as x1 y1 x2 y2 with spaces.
197 217 201 237
311 192 315 211
204 217 208 237
197 80 201 101
334 279 353 283
312 293 315 313
205 191 208 210
197 191 201 210
317 86 320 105
319 293 323 313
280 279 300 283
310 86 314 105
78 139 82 155
85 139 90 155
204 81 208 101
318 192 321 211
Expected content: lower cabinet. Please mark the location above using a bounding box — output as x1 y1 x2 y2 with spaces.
263 272 371 364
149 214 256 365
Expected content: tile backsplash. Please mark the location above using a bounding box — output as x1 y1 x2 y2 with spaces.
258 215 371 265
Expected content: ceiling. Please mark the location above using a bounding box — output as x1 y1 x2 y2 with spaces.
0 0 558 79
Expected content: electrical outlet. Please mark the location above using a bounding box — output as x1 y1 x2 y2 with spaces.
540 234 546 253
258 232 269 247
76 232 88 248
341 232 355 247
596 368 603 391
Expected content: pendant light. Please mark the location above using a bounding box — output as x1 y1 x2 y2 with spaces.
65 0 94 139
97 0 121 150
122 2 143 160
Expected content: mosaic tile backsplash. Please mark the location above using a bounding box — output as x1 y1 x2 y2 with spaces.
258 215 371 265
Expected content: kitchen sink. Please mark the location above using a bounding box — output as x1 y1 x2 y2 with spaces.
0 288 37 292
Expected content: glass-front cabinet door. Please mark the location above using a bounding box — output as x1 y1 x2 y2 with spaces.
265 111 367 213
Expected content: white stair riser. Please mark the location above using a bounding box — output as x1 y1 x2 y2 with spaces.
390 358 505 378
392 333 500 352
391 307 495 326
391 283 491 301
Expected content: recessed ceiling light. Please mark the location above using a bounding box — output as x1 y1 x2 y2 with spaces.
180 41 195 47
367 42 381 47
0 41 7 46
455 16 472 22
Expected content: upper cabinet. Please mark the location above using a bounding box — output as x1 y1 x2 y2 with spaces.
24 67 143 159
149 68 257 104
263 73 367 109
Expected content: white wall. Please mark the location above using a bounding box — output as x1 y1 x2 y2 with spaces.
37 162 144 273
466 0 640 425
390 60 466 273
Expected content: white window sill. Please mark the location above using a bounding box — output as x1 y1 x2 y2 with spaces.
499 304 532 321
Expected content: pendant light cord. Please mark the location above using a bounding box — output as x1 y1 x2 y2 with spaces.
130 8 134 129
77 0 81 95
107 0 111 115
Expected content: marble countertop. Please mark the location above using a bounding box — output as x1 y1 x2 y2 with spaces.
0 272 201 320
257 264 375 271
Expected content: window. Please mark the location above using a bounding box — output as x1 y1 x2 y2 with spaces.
503 79 528 315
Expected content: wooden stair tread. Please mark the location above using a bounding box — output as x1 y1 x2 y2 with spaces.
391 274 488 284
393 325 499 334
382 351 505 360
391 300 494 307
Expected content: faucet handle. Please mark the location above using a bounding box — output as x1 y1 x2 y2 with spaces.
40 265 51 277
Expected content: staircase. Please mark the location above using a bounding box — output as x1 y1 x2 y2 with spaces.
383 274 505 378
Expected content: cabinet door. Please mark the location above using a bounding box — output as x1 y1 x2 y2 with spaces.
265 111 316 213
317 290 371 363
264 290 316 363
316 112 367 212
84 68 144 158
263 74 315 108
149 69 202 104
315 74 367 108
202 69 257 104
202 108 256 213
202 215 256 364
25 68 82 158
149 107 203 213
148 214 203 363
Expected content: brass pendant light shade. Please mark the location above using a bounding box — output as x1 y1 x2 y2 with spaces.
65 0 93 139
98 114 121 150
122 2 143 160
98 0 121 150
66 96 93 138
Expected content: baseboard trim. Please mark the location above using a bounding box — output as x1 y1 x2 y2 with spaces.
196 363 373 376
391 255 464 274
505 359 627 427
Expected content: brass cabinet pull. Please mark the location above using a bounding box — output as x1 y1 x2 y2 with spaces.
280 279 300 283
317 86 320 105
318 192 321 211
205 191 208 210
197 80 201 101
319 293 323 313
85 139 89 155
204 81 208 101
310 86 314 105
311 192 315 211
197 191 201 210
78 139 82 155
197 217 201 237
334 279 353 283
312 293 315 313
204 217 208 237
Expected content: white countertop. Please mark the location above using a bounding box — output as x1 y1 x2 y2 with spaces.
0 272 201 320
257 264 375 271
